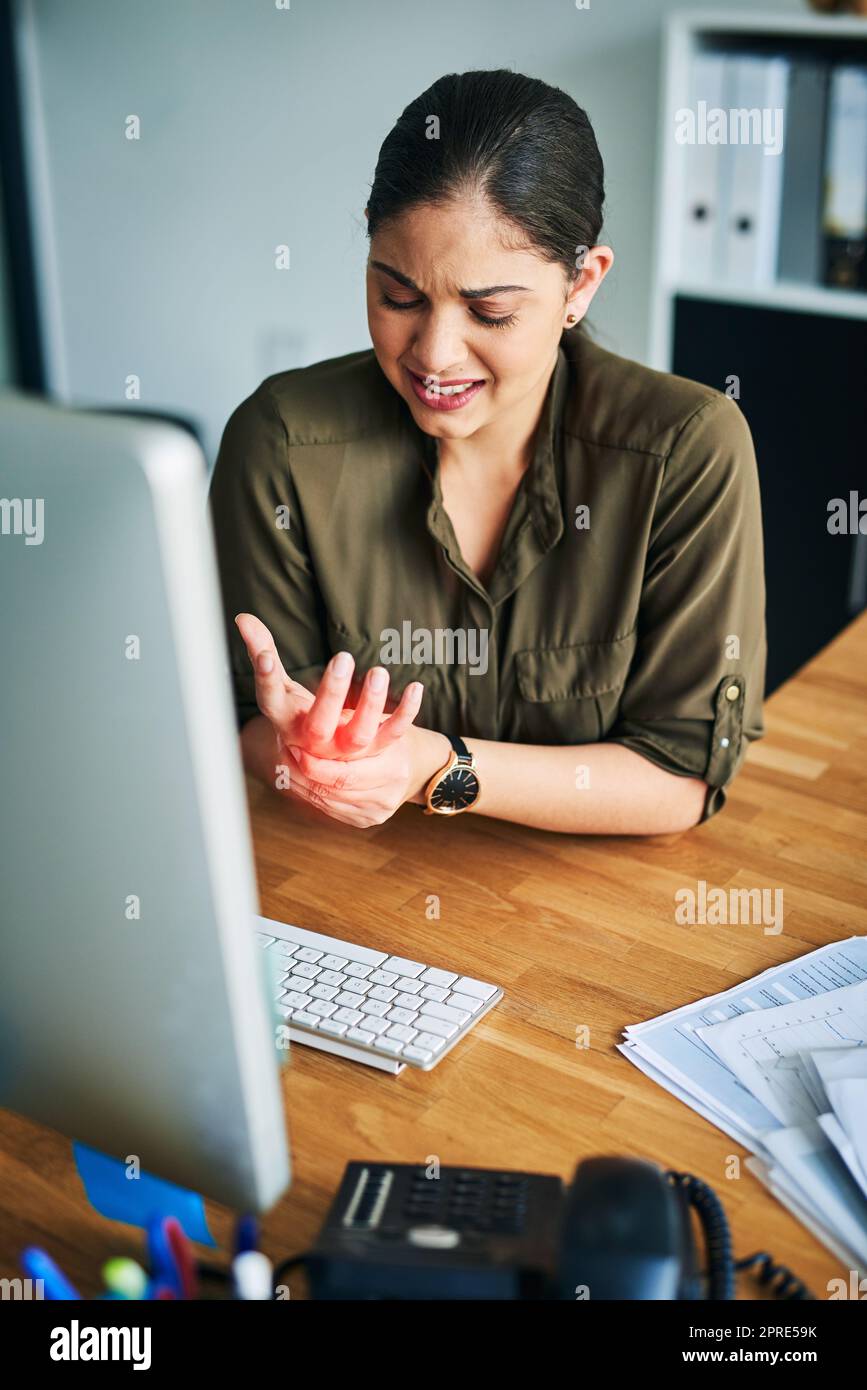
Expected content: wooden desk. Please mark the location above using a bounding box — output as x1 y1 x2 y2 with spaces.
2 612 866 1299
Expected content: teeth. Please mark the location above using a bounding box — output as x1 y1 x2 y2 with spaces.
423 379 478 396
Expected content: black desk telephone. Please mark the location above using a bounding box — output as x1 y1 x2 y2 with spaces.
299 1157 811 1300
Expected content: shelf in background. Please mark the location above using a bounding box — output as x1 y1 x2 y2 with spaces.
651 11 867 699
664 278 867 322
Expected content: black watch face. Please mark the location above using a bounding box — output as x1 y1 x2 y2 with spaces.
431 764 480 812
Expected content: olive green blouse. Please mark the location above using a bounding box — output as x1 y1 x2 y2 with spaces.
208 325 766 823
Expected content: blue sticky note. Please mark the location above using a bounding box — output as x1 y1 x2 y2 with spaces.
72 1142 215 1246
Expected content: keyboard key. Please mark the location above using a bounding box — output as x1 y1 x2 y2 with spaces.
283 975 313 993
454 976 497 1001
394 977 423 994
420 967 458 988
318 1019 348 1037
373 1036 405 1055
387 1006 419 1026
291 1011 320 1028
369 970 398 986
293 947 323 963
382 957 425 978
291 962 322 980
394 992 425 1010
447 992 483 1014
386 1023 418 1043
344 962 373 979
420 1000 470 1026
414 1015 457 1040
309 983 339 1001
308 999 338 1018
360 999 391 1018
420 984 449 1002
319 954 349 971
255 933 276 947
413 1032 447 1053
318 970 347 988
333 1007 365 1026
269 941 299 957
402 1045 435 1063
369 985 397 1003
342 978 371 996
347 1028 376 1045
279 990 314 1011
335 990 366 1008
361 1016 389 1035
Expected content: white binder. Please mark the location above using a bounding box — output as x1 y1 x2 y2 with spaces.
719 55 790 286
678 52 729 284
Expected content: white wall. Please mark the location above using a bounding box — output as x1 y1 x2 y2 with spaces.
22 0 804 462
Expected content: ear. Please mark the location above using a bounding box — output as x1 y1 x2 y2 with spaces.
363 206 369 222
566 245 615 322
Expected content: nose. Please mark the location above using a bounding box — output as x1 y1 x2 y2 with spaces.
410 309 471 381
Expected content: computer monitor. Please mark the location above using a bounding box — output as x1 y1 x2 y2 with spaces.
0 392 290 1211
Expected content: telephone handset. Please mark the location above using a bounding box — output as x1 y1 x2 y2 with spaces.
299 1156 812 1301
558 1156 704 1300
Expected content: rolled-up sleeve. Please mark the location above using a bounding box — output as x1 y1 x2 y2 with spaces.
606 395 767 822
208 380 329 730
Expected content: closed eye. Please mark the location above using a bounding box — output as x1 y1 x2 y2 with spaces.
378 292 517 329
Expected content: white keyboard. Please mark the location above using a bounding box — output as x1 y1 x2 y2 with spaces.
255 916 503 1073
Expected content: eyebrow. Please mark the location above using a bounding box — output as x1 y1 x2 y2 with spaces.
370 260 530 299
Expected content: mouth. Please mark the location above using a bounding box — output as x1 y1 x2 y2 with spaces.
405 367 488 412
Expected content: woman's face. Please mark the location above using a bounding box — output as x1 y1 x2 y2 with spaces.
366 194 609 441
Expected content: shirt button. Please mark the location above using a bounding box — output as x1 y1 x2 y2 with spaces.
725 684 740 702
720 737 730 748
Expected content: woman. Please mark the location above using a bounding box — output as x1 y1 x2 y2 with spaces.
210 69 766 834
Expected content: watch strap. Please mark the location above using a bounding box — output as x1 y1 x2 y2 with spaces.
446 734 472 764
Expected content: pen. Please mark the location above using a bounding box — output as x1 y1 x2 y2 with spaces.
146 1214 182 1297
21 1246 81 1300
235 1213 259 1256
232 1250 273 1300
163 1216 198 1300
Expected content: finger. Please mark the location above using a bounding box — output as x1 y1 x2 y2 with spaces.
338 666 390 754
302 650 355 748
234 613 310 726
285 765 365 827
288 747 391 791
370 681 424 750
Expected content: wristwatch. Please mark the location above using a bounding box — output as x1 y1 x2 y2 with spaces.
424 735 481 816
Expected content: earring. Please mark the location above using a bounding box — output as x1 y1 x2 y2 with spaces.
566 314 578 327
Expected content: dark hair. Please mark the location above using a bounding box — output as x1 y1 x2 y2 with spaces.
366 69 605 300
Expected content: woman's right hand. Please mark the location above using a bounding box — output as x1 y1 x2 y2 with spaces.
234 612 424 768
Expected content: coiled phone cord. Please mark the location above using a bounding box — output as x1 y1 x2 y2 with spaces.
667 1170 814 1301
667 1170 735 1300
733 1250 814 1301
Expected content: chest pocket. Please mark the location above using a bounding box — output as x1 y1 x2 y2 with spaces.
514 631 637 744
326 615 449 712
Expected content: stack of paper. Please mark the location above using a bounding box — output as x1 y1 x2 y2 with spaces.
619 938 867 1274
